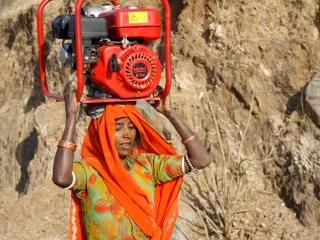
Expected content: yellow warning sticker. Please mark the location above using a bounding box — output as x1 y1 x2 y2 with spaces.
128 12 149 24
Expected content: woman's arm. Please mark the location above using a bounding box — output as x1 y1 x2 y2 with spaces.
52 91 78 188
152 97 211 172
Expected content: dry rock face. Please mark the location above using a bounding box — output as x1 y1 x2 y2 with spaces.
0 0 320 239
305 73 320 126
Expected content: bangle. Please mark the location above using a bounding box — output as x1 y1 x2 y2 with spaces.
181 134 197 145
64 172 76 190
184 154 198 175
58 139 77 152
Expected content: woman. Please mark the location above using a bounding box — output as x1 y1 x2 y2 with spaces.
52 90 211 240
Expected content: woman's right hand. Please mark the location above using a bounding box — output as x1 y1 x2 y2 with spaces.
64 88 79 120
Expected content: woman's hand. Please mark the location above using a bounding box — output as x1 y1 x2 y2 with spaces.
63 70 79 120
152 95 171 115
151 86 171 115
52 67 80 189
151 87 211 171
64 89 79 120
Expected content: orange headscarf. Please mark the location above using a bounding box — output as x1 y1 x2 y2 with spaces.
71 104 183 240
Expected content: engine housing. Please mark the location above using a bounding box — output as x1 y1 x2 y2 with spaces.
90 44 162 99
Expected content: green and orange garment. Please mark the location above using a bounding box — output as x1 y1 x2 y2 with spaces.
70 104 184 239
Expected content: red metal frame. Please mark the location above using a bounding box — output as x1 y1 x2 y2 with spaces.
160 0 172 99
36 0 172 103
36 0 64 101
81 96 160 104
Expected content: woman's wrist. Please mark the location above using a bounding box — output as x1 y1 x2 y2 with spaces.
163 109 174 118
64 117 76 134
62 119 76 143
66 114 76 122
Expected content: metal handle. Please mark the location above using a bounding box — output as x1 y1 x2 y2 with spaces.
36 0 64 101
74 0 85 101
160 0 172 98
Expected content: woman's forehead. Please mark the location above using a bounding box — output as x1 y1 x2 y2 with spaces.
115 117 132 124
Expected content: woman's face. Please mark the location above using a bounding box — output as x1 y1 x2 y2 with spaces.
115 117 137 159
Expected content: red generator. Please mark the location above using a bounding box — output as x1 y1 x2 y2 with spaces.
37 0 172 103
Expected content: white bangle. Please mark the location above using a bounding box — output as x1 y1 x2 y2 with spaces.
181 157 185 173
64 172 76 190
184 154 198 175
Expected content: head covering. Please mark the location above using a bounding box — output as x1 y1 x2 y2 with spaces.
71 103 183 240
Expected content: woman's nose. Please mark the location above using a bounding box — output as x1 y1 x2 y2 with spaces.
122 126 131 138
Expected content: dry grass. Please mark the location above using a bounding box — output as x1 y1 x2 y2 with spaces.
181 87 255 239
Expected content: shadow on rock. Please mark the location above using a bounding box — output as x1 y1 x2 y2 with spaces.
286 88 305 115
23 64 45 113
15 128 38 195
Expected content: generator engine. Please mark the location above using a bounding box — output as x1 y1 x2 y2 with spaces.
51 4 162 99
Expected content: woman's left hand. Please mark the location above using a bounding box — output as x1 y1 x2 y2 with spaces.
152 95 171 115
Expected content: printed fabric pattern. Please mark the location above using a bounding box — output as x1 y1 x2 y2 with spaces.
72 153 184 240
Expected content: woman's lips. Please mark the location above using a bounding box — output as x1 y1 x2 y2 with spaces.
119 143 132 149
